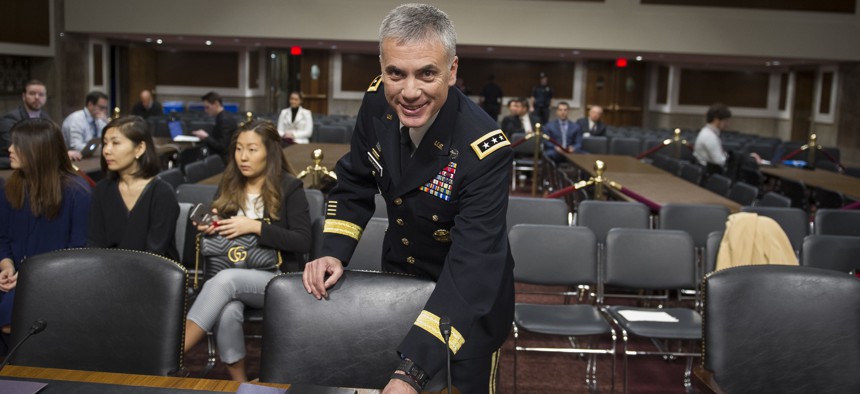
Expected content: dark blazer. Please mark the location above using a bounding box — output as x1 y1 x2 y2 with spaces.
542 118 583 162
0 105 52 158
500 113 540 136
131 101 164 119
204 110 238 160
322 78 515 378
575 116 606 137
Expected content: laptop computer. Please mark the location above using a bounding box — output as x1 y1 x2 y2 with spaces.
169 120 200 142
80 137 101 158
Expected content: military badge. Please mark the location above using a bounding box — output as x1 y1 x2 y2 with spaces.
419 161 457 201
470 129 510 160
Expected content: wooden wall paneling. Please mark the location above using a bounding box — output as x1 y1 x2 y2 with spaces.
778 73 789 111
656 65 669 104
585 60 645 126
300 49 329 115
819 71 833 114
340 53 382 92
678 69 770 108
156 51 239 88
127 46 157 113
641 0 854 13
457 58 574 100
0 0 50 46
791 70 815 141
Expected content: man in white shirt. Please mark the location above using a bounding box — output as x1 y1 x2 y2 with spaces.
62 91 109 161
693 103 732 175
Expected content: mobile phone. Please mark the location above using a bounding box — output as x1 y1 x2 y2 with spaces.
189 203 215 226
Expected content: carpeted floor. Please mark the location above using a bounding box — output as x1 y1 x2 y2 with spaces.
184 283 696 393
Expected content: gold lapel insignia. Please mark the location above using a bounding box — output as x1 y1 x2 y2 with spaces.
434 140 444 150
367 75 383 92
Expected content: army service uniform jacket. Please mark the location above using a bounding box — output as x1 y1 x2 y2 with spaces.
322 78 515 378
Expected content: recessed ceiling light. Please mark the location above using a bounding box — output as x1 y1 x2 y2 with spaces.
145 38 152 43
205 40 212 46
156 39 163 44
635 56 643 61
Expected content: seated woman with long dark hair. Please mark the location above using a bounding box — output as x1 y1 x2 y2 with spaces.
87 116 179 259
184 119 311 381
0 118 91 336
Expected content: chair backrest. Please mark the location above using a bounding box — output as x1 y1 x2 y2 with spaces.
347 217 387 271
756 191 791 208
813 208 860 236
702 265 860 393
176 184 218 205
726 181 758 206
740 206 808 252
604 228 696 289
778 178 807 209
510 133 540 156
705 230 723 275
703 174 732 196
10 249 186 375
304 189 324 223
609 137 642 156
658 203 729 248
811 188 844 210
801 234 860 274
506 196 569 233
204 155 224 174
175 202 194 267
510 224 597 286
177 146 206 170
738 167 764 188
183 161 209 183
260 271 443 388
581 136 608 154
315 125 350 143
576 200 651 244
156 168 186 191
679 162 704 184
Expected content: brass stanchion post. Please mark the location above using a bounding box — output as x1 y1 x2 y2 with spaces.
531 123 542 197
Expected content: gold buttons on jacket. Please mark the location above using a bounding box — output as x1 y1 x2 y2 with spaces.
401 238 410 246
396 218 404 226
394 197 403 206
431 215 439 222
406 256 415 264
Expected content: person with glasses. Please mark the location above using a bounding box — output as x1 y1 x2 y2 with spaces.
61 91 109 161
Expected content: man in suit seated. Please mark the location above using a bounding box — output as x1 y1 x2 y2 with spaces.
542 101 583 163
500 98 539 137
130 89 164 119
576 105 606 137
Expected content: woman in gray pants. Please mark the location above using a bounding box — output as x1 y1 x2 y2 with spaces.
184 120 311 381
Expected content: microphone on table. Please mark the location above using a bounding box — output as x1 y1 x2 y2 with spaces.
0 319 47 371
439 316 452 394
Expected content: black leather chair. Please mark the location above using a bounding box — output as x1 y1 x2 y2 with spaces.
800 234 860 274
346 217 387 271
9 249 187 375
694 265 860 394
756 191 791 208
259 271 446 389
506 196 570 233
813 208 860 237
183 161 209 184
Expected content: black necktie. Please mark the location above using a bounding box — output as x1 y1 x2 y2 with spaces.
400 126 412 170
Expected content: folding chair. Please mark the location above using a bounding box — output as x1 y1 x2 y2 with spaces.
603 228 701 394
510 224 616 393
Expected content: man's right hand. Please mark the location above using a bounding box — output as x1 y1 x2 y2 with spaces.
68 150 82 161
302 256 344 300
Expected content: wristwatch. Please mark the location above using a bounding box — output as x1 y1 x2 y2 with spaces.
396 358 429 390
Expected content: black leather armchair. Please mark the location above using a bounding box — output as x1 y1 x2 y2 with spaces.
9 248 187 376
259 270 446 390
694 265 860 394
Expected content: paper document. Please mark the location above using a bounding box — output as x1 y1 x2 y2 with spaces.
173 135 200 142
618 310 679 322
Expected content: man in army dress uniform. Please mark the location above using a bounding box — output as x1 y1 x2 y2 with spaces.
303 4 514 394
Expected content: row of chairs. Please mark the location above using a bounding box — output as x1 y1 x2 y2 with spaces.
157 154 224 189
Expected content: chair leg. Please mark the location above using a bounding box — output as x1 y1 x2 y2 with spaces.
202 332 217 377
512 322 519 394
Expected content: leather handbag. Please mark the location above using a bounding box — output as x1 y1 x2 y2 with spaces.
194 218 282 289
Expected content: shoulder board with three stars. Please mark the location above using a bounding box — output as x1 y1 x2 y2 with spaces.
470 129 510 160
367 75 383 92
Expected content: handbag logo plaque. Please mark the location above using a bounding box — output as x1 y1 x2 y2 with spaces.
228 245 248 263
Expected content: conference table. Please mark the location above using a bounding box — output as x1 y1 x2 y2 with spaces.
0 365 451 393
563 153 742 212
199 143 351 188
760 165 860 200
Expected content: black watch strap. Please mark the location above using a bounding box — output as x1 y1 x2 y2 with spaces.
390 372 421 392
396 359 429 390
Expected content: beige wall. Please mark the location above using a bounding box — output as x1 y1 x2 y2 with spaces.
65 0 860 63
